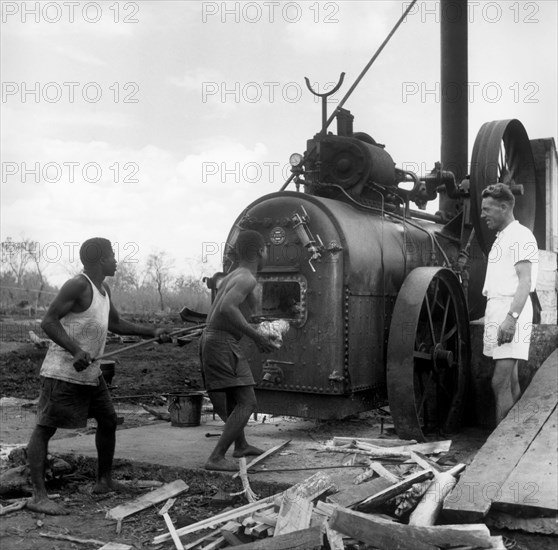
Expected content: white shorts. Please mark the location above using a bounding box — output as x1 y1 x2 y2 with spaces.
483 297 533 361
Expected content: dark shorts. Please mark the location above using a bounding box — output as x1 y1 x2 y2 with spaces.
36 376 116 429
200 329 255 392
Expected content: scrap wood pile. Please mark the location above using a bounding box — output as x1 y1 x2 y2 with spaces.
102 436 508 550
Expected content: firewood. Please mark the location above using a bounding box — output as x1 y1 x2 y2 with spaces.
330 437 417 447
199 535 226 550
330 507 495 550
357 470 434 510
106 479 188 522
233 440 291 479
221 526 323 550
40 532 108 546
98 544 134 550
408 450 443 473
368 461 400 483
237 457 258 503
252 512 277 526
152 472 334 545
0 499 26 515
159 498 184 550
274 496 313 536
324 522 344 550
409 464 466 526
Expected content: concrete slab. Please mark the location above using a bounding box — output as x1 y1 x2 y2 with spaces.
49 415 388 489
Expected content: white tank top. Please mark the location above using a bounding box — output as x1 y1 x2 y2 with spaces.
40 273 110 385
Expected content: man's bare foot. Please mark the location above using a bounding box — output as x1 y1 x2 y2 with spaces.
204 457 238 471
232 445 264 458
92 479 131 494
27 497 69 515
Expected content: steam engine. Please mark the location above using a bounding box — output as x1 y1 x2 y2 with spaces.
209 109 537 442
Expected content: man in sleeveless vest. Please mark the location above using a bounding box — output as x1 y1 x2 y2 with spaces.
481 184 538 425
26 238 170 515
200 230 276 471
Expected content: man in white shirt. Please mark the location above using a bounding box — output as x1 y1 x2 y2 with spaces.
481 183 538 425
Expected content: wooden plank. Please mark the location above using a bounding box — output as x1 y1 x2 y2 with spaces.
356 440 452 454
409 451 443 473
324 446 409 459
40 532 108 546
324 522 344 550
274 496 313 536
233 440 291 478
154 495 276 544
444 349 558 522
224 526 323 550
283 470 335 500
162 514 185 550
325 440 451 460
328 476 393 508
220 530 245 546
368 461 400 483
99 544 134 550
252 513 277 527
182 531 220 550
152 472 333 545
357 470 434 510
487 510 558 535
330 437 417 447
199 535 226 550
330 507 495 550
408 471 459 526
159 498 185 550
493 404 558 514
106 479 188 521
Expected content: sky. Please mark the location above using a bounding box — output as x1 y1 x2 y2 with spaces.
1 0 557 287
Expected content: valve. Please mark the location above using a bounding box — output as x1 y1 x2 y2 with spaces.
292 206 323 272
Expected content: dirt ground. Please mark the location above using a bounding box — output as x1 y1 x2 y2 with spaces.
0 317 555 549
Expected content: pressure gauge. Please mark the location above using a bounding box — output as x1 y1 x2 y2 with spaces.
289 153 303 167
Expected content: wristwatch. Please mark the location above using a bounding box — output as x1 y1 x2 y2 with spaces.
507 311 519 320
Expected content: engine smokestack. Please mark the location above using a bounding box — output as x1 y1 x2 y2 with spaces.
440 0 468 217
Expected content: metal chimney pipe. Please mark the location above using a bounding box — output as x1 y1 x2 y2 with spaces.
440 0 468 217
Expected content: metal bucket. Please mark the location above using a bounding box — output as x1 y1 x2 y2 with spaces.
100 360 116 386
168 393 204 427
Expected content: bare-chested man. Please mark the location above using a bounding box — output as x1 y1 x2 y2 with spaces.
27 238 170 515
200 230 275 471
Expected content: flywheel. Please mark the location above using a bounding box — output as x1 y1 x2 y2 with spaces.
387 267 469 442
470 119 536 255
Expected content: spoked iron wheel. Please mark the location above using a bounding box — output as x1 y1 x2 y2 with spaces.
387 268 469 442
470 119 536 255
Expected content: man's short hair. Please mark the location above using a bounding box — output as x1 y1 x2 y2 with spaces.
235 230 265 262
79 238 113 267
481 183 515 208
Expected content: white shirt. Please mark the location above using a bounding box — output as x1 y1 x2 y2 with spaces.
482 220 538 298
41 274 110 385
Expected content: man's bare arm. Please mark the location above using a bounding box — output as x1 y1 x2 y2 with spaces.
105 285 168 340
509 261 532 315
218 276 275 352
498 261 532 345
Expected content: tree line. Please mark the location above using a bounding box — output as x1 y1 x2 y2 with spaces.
1 238 211 316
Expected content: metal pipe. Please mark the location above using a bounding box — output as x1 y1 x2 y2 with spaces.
440 0 468 217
